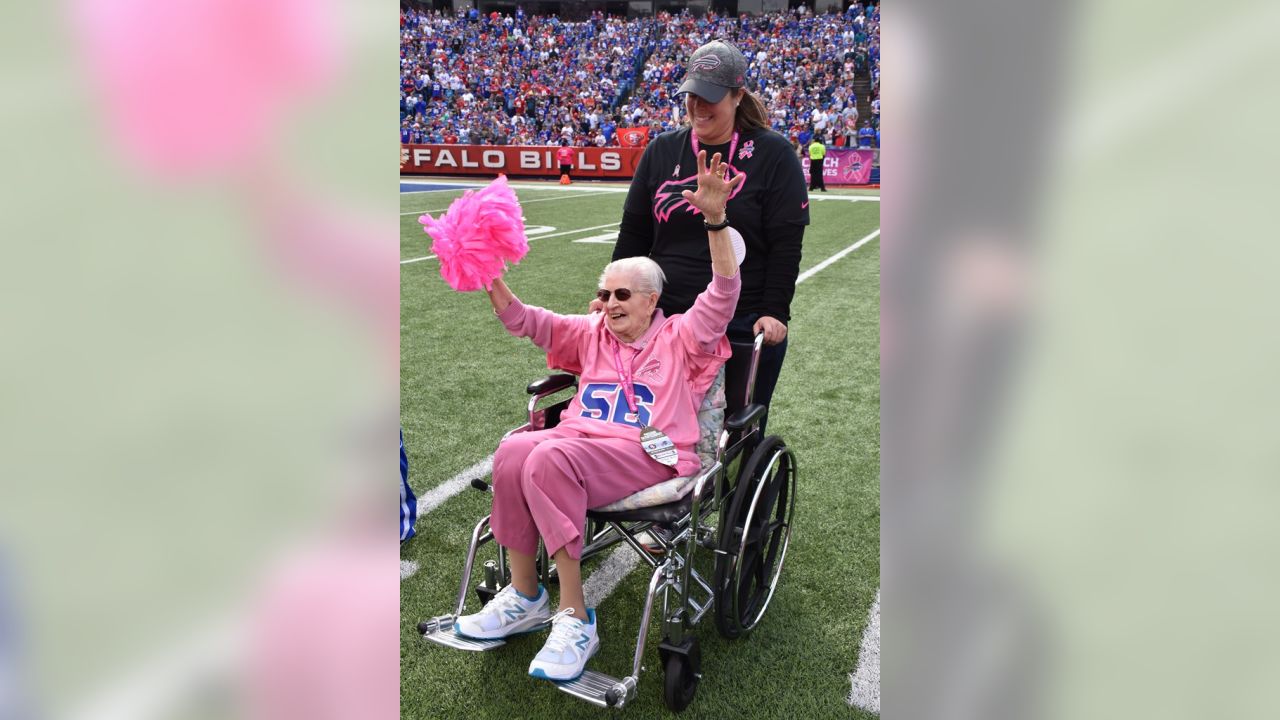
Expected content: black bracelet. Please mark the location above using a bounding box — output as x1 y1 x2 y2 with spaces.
703 216 730 231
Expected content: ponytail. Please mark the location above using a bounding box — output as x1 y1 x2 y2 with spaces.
734 89 770 133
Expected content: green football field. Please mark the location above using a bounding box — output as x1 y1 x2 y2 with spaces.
400 178 880 719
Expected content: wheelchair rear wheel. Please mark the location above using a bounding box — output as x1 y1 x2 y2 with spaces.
713 435 796 639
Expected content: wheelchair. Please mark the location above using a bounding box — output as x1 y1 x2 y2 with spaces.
418 333 797 712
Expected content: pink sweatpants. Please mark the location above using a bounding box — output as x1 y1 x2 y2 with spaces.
490 426 676 560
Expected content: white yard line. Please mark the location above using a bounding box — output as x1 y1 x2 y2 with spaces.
572 232 620 244
401 188 876 209
808 194 880 202
796 229 880 285
401 191 605 216
582 546 642 607
401 179 629 195
402 223 620 264
416 455 495 516
532 223 619 240
848 589 881 713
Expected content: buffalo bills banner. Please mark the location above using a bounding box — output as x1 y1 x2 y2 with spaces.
802 148 877 186
401 144 644 179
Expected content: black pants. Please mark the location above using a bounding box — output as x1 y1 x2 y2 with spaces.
727 313 790 438
559 164 571 178
808 157 826 191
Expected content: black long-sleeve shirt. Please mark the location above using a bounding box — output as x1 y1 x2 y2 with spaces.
613 126 808 322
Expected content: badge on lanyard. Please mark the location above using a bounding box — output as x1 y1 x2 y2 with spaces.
610 335 677 466
640 425 679 467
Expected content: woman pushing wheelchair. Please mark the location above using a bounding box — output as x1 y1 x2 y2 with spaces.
452 150 745 682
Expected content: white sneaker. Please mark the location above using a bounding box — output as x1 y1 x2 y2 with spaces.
528 608 600 682
454 584 552 640
636 523 675 555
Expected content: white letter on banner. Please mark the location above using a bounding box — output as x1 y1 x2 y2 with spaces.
601 153 621 171
414 149 432 165
520 151 540 169
460 150 479 168
436 149 457 168
483 150 504 168
578 152 596 171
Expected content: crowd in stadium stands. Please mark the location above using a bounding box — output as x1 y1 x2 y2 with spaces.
400 3 879 148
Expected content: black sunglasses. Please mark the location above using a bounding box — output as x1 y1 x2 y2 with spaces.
596 288 635 302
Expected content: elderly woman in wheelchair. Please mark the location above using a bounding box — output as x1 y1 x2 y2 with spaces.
420 152 797 711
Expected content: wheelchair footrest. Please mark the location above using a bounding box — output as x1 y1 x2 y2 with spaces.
554 670 629 708
420 616 509 652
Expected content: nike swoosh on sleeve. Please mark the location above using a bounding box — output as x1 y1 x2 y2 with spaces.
801 201 809 209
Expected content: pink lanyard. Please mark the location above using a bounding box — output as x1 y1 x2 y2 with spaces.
607 334 639 415
691 130 739 181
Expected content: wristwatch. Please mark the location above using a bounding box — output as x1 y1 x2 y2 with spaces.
703 216 730 231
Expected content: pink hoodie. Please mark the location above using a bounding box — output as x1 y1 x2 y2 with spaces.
499 272 740 477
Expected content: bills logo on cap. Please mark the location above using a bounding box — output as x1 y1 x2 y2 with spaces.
690 56 722 73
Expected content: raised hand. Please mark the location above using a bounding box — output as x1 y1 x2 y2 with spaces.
680 150 745 224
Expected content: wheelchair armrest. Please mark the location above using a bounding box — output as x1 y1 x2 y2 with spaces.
724 403 766 433
527 373 577 396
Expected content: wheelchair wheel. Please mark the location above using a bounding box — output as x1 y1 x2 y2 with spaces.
662 637 701 713
714 435 796 639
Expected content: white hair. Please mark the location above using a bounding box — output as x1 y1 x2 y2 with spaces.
599 257 666 296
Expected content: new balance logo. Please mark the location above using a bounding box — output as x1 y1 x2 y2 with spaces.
575 634 591 652
504 607 526 622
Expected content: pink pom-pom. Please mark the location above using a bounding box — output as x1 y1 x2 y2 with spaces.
418 175 528 292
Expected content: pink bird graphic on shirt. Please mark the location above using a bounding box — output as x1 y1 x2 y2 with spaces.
653 166 747 222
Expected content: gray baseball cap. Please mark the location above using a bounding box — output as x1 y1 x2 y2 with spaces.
677 40 748 104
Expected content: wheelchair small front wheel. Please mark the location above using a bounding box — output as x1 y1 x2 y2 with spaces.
662 636 701 712
714 435 796 639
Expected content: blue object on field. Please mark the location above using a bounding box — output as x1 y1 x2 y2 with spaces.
401 429 417 542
